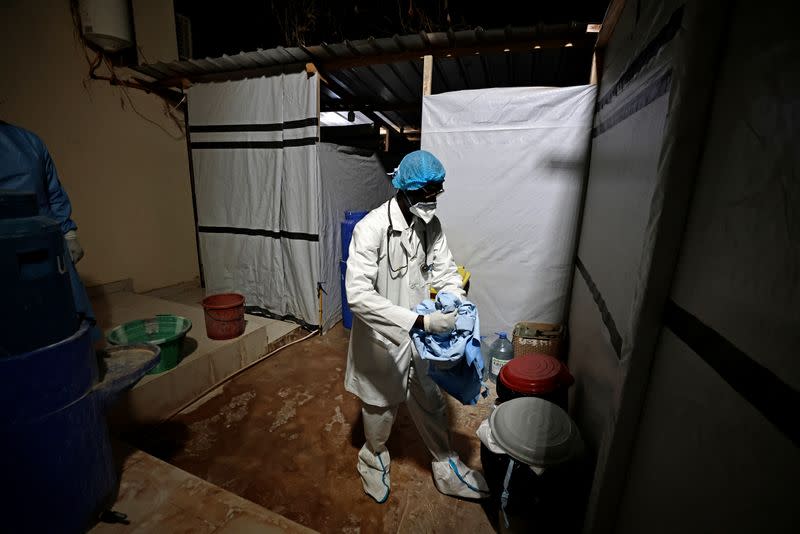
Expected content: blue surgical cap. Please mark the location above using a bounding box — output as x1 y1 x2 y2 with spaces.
391 150 446 191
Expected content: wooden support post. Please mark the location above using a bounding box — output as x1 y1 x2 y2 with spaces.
590 51 599 85
308 63 321 140
422 55 433 96
596 0 626 49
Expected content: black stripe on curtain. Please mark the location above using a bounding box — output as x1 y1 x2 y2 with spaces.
576 256 624 358
597 5 684 112
199 226 319 242
664 299 799 447
592 70 672 137
191 138 318 149
190 117 319 132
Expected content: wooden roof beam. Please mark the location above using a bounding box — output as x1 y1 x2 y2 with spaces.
321 99 419 113
322 35 597 72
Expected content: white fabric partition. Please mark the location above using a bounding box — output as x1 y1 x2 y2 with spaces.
614 2 800 532
422 85 596 336
188 73 321 327
564 2 743 531
187 75 393 330
317 143 395 331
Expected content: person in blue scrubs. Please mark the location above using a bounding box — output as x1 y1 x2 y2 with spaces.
0 121 96 330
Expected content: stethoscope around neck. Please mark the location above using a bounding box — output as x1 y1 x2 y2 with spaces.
386 199 431 276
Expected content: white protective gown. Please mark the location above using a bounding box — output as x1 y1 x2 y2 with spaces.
344 197 464 406
344 196 489 502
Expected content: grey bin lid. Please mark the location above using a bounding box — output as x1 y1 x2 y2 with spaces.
489 397 580 467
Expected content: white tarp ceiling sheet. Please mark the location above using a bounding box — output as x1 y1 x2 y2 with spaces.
317 143 395 331
422 85 596 336
188 73 321 326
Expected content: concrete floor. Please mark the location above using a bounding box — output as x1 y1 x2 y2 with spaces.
85 280 322 532
90 443 316 534
133 324 500 533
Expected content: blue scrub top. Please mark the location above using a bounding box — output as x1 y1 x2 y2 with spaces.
1 122 96 331
0 122 77 233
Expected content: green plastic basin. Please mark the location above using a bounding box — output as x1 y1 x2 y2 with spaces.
106 314 192 374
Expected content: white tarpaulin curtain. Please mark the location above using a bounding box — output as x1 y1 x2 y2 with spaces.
612 2 800 532
422 85 596 336
317 143 395 331
188 73 321 327
563 2 760 531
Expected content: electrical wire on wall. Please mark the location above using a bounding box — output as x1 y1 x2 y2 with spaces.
69 0 187 139
97 53 186 140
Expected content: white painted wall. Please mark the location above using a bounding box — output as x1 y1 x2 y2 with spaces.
0 0 197 292
132 0 179 63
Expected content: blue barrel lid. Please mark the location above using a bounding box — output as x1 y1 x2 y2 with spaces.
345 210 369 220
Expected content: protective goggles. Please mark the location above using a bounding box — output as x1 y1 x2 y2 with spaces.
405 182 445 203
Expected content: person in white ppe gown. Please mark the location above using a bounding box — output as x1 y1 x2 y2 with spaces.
345 149 489 503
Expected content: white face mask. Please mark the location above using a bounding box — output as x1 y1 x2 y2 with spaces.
410 202 437 224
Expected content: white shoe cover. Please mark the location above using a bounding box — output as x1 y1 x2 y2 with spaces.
357 444 391 503
432 457 490 499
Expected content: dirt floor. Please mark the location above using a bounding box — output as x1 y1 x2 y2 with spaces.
130 324 500 533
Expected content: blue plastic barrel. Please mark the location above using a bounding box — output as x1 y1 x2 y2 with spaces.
0 191 77 355
341 260 353 329
341 210 368 261
341 211 368 329
0 322 160 533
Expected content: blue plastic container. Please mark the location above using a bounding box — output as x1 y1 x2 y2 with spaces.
0 322 160 533
341 210 368 261
0 191 77 355
341 211 368 329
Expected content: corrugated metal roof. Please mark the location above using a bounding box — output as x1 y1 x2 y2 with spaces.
134 25 595 136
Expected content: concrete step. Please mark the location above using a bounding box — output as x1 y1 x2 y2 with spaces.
91 291 298 426
89 443 316 533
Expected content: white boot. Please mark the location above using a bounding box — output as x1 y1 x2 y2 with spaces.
357 444 391 503
432 456 490 499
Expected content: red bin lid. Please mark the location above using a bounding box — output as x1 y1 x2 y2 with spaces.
498 353 574 394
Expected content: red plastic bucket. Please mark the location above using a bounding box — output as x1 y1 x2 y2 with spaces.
201 293 245 340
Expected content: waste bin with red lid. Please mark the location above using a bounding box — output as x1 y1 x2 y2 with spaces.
496 353 574 410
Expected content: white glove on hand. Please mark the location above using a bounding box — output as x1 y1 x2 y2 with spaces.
64 230 84 264
423 311 457 334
